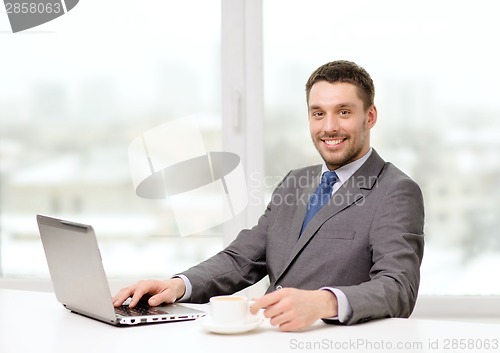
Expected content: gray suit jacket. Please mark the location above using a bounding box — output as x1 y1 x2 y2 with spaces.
181 149 425 325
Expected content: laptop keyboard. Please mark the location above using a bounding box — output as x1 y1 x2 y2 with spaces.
115 304 168 317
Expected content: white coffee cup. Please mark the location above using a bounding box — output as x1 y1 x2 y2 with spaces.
209 295 256 325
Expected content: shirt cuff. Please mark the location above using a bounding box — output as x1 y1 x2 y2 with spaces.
320 287 352 323
172 274 192 302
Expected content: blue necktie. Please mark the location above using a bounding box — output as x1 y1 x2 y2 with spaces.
300 171 338 236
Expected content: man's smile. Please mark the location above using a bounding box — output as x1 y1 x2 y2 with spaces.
322 137 347 148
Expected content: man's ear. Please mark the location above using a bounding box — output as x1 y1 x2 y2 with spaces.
366 105 377 128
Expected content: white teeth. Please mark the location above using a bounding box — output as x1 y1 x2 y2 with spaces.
324 139 343 146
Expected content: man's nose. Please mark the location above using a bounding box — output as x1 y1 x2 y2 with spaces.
323 114 339 133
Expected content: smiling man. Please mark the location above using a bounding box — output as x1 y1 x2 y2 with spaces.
113 60 425 331
308 80 376 170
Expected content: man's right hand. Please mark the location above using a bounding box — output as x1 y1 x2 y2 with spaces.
112 278 186 308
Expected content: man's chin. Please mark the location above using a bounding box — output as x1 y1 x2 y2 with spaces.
321 156 347 169
319 150 354 169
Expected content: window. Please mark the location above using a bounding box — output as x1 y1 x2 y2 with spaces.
0 1 224 279
262 0 500 295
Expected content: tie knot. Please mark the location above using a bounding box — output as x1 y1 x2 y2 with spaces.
321 171 338 188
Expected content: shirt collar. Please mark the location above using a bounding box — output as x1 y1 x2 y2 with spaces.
321 148 373 186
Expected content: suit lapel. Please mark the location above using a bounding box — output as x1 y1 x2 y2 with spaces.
280 165 321 264
275 150 386 283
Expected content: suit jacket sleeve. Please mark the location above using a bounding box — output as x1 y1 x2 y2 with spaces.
178 172 293 303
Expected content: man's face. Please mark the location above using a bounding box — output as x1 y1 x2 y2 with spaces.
308 81 377 170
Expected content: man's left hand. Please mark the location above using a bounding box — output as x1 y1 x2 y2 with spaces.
250 288 338 332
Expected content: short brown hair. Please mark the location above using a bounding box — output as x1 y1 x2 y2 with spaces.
305 60 375 111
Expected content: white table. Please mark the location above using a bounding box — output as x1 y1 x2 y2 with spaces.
1 288 499 353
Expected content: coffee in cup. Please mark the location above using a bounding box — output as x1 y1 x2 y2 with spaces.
209 295 256 325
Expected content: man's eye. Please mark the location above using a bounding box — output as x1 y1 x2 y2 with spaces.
312 111 324 118
339 110 350 116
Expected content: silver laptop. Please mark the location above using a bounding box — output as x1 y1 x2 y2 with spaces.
37 214 206 326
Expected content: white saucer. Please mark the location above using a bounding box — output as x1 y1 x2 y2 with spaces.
199 316 263 334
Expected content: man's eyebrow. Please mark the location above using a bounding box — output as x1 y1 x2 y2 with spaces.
308 102 355 110
308 104 323 110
